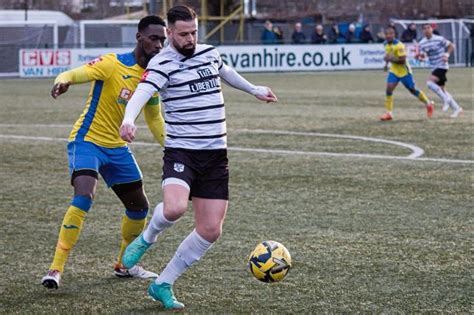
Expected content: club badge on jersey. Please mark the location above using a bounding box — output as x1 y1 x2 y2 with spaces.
118 88 133 106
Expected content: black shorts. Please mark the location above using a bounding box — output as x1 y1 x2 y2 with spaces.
162 148 229 200
432 68 448 86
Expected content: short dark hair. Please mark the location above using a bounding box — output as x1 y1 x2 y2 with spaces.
138 15 166 32
422 23 432 28
167 5 197 25
386 25 396 32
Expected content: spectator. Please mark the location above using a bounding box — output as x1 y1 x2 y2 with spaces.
401 22 417 42
311 24 327 44
273 26 284 44
261 20 277 44
360 24 374 43
376 26 386 42
329 23 341 43
291 22 306 44
345 23 357 43
432 22 441 35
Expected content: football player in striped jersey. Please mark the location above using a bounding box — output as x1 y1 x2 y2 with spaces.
418 23 463 118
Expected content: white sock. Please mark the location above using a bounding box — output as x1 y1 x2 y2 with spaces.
427 81 449 104
155 229 213 285
143 203 175 244
445 92 461 110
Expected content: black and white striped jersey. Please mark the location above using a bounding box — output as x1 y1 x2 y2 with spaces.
419 35 450 70
140 44 226 150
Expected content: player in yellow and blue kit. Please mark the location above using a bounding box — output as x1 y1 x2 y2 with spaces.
41 16 167 289
380 25 434 121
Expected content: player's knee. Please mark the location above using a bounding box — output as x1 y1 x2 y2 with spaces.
112 180 149 211
123 195 149 212
197 224 222 243
73 187 95 200
426 80 436 88
163 202 187 221
409 88 418 96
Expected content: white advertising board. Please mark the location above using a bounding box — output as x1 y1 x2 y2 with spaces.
217 43 429 72
19 44 429 77
19 48 131 78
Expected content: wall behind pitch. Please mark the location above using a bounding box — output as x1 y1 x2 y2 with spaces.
218 44 429 72
19 44 428 77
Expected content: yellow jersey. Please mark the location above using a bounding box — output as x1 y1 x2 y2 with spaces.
69 52 159 148
384 39 411 77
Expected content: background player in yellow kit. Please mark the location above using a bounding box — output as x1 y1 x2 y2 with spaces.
41 16 167 289
380 25 434 121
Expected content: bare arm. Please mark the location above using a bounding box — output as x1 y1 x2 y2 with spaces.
444 42 455 61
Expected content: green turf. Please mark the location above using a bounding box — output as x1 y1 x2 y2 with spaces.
0 68 472 313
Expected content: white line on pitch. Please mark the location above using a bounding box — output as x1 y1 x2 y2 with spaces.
0 134 472 165
232 128 424 159
0 124 424 158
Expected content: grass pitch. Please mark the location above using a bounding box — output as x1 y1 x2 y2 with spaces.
0 68 472 313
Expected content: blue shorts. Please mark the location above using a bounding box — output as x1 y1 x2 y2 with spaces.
387 72 416 90
67 141 142 187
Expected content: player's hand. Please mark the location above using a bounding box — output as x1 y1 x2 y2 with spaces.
254 86 278 103
415 53 425 61
383 54 393 62
120 122 137 143
442 53 449 62
51 82 70 99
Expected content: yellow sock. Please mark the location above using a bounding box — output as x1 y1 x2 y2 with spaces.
50 206 87 272
116 214 146 266
417 90 430 105
385 94 393 112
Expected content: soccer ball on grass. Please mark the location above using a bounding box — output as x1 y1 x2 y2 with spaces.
248 240 291 282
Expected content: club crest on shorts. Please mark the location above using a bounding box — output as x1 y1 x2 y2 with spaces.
174 163 185 173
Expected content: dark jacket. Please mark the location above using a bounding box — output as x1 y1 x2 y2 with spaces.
329 27 340 43
360 29 374 43
311 32 327 44
345 30 357 43
292 31 306 44
401 29 417 42
274 30 284 44
261 29 277 44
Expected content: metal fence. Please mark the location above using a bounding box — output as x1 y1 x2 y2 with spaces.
1 19 473 76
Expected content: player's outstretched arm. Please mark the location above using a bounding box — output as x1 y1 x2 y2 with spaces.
120 85 155 143
219 63 278 103
51 66 89 99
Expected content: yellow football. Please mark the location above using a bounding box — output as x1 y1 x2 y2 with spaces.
248 240 292 282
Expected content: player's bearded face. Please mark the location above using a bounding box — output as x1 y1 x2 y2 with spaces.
170 20 197 57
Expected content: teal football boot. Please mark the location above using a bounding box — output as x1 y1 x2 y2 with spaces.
148 282 185 310
122 234 152 269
